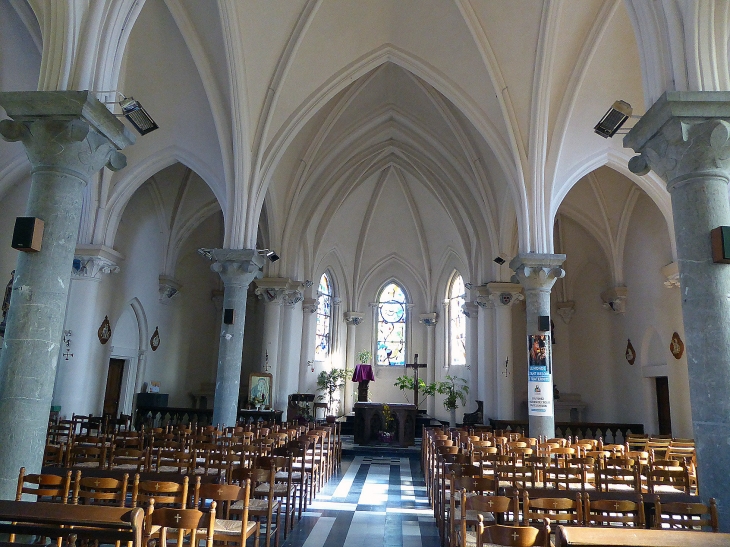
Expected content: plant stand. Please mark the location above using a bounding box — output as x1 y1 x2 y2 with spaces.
449 408 456 428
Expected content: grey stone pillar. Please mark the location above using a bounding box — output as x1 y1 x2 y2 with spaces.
343 312 364 413
510 254 565 440
298 298 317 393
202 249 263 427
624 91 730 531
0 91 133 500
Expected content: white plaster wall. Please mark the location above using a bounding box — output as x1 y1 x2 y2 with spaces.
623 194 691 437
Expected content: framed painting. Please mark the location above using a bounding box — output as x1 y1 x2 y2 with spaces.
248 372 273 408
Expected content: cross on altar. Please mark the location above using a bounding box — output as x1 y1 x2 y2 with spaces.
405 354 427 406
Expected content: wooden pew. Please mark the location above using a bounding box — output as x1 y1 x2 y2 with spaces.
0 500 143 547
555 525 730 547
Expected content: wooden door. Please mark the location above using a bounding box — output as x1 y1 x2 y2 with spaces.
655 376 672 436
103 359 125 417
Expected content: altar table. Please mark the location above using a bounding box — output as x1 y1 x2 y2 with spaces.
353 402 417 447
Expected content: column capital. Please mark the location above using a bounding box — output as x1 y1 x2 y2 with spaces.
344 311 364 325
72 245 122 281
302 298 318 314
462 301 479 318
254 277 301 303
158 275 182 303
510 254 565 292
601 286 628 314
419 312 438 326
556 301 576 324
200 248 264 288
477 282 524 308
0 91 134 178
661 262 680 289
624 91 730 185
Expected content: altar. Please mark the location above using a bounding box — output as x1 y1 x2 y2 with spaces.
353 402 417 447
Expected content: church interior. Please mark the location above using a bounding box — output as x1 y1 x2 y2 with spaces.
1 0 729 537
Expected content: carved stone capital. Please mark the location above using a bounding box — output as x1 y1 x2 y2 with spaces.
478 282 525 308
282 289 303 306
462 301 479 318
556 301 576 324
344 311 364 326
71 245 122 281
0 91 134 179
601 287 628 314
509 254 566 292
624 91 730 185
159 275 181 303
661 262 680 289
419 312 438 326
200 248 264 288
254 277 303 304
302 298 317 314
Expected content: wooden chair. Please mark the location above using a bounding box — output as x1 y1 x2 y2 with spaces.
477 517 550 547
595 457 640 491
154 448 194 474
16 467 71 502
230 467 281 547
288 438 319 505
109 447 149 473
522 491 582 527
72 471 129 506
193 479 258 546
448 477 497 547
43 444 66 467
131 474 189 509
69 445 107 469
646 466 691 494
653 495 718 531
145 500 216 547
279 445 309 518
583 493 645 527
458 490 519 547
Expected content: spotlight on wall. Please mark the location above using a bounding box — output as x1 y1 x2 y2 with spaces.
119 96 159 135
493 255 507 265
258 249 280 262
594 100 632 138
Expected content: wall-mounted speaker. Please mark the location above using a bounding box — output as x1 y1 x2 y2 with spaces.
711 226 730 264
538 315 550 332
224 308 235 325
12 217 44 252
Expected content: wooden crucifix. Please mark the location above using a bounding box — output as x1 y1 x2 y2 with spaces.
405 353 427 406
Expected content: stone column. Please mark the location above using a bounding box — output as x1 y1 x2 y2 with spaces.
624 91 730 530
0 91 134 500
343 311 364 412
53 246 121 418
419 313 438 416
254 278 288 409
480 283 524 420
298 298 317 393
462 302 479 415
202 249 263 427
510 254 565 440
279 287 304 416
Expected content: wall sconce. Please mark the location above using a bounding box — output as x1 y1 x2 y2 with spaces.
264 350 271 372
502 356 510 378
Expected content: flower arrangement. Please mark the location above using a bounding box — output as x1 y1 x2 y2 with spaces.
382 404 395 432
250 394 265 408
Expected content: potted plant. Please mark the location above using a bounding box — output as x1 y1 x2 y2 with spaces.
357 349 372 364
393 375 438 407
437 375 469 427
316 368 348 417
379 403 396 443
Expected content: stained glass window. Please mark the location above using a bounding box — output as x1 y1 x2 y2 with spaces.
315 272 332 360
377 282 407 366
449 272 467 366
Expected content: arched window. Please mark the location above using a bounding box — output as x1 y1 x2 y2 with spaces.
448 272 466 366
376 282 407 366
315 272 333 360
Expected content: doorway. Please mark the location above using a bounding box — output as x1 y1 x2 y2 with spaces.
103 358 125 417
655 376 672 436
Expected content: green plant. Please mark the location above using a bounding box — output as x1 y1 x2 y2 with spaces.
394 375 438 406
382 404 395 433
316 368 349 415
357 349 372 364
437 375 469 410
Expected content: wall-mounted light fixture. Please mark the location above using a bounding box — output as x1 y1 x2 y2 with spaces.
594 100 632 138
257 249 280 262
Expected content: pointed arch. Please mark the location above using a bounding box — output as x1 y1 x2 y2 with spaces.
375 278 410 367
446 270 467 368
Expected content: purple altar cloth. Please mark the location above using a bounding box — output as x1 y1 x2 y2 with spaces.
352 364 375 382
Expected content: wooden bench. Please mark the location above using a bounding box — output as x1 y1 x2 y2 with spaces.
0 500 143 547
555 525 730 547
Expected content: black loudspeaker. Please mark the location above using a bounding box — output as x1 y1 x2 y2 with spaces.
223 308 235 324
11 217 44 252
538 315 550 332
711 226 730 264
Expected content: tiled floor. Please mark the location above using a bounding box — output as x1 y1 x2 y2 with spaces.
281 450 439 547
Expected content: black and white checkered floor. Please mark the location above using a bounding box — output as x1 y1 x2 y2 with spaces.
281 451 439 547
